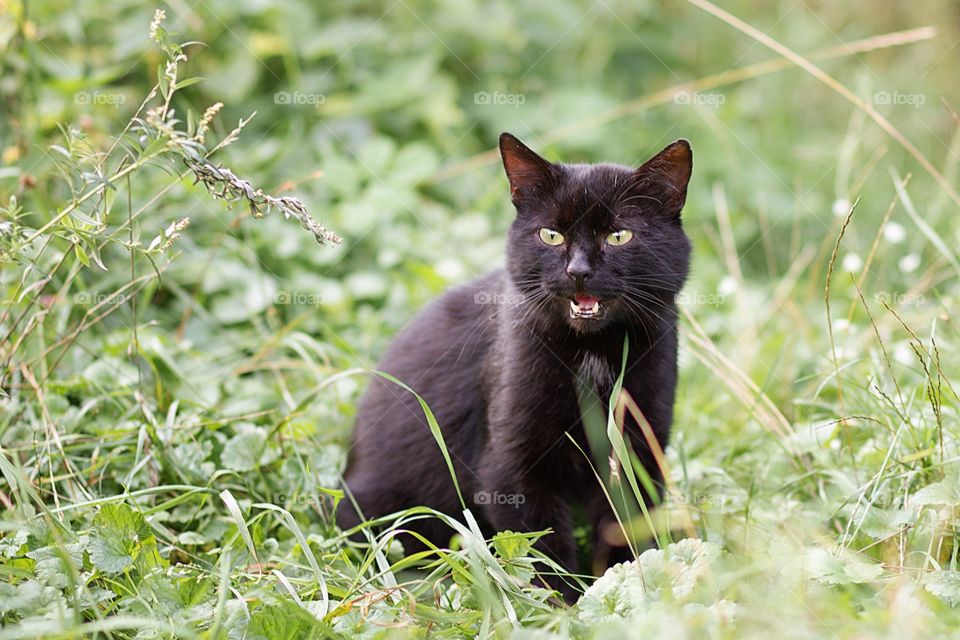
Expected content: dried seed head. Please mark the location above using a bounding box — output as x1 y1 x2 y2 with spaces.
161 217 191 250
196 103 224 144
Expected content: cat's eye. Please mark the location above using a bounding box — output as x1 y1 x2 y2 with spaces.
538 228 565 246
606 230 634 246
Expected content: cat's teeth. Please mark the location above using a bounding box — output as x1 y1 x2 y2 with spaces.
569 299 603 318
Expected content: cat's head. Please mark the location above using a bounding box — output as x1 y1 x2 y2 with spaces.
499 132 692 334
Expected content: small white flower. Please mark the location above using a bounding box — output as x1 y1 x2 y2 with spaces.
717 275 738 297
883 221 906 244
149 9 166 40
899 253 920 273
893 344 914 365
832 198 851 217
435 257 466 281
841 253 862 273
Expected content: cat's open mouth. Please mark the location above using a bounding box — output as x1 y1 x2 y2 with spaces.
569 293 604 319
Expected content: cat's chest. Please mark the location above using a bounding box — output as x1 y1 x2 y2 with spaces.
576 352 616 394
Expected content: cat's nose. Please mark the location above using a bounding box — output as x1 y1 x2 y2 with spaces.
566 252 592 282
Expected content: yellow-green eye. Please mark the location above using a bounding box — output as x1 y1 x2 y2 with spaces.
606 230 634 246
538 228 565 246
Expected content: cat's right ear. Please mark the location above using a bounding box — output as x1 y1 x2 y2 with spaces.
499 133 555 205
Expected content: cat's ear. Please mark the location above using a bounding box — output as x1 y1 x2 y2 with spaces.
499 133 555 204
633 139 693 216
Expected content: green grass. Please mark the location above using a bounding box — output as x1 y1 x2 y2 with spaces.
1 0 959 637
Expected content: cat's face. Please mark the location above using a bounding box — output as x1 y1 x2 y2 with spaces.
499 133 692 334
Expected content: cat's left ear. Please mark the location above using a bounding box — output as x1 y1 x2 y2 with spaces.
499 132 555 204
633 139 693 216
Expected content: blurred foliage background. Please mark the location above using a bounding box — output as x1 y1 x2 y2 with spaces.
1 0 960 637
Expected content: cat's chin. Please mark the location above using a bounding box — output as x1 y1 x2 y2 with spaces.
567 317 611 333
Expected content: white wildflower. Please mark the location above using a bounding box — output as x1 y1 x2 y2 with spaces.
883 221 906 244
149 9 166 41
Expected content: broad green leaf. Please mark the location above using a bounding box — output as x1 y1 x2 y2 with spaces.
492 531 536 582
0 580 51 616
221 426 269 471
0 529 30 558
925 571 960 607
577 539 722 624
492 531 533 561
27 539 85 589
245 599 336 640
88 503 161 574
860 507 915 539
912 479 960 507
805 548 883 585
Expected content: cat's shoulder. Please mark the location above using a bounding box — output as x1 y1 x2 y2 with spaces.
398 269 506 335
443 270 507 306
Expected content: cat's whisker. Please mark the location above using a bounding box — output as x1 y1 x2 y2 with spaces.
617 287 679 326
515 289 556 331
620 289 678 317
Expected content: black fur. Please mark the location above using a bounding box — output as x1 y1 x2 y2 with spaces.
338 133 692 601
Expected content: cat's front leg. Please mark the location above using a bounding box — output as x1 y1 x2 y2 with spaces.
477 461 579 602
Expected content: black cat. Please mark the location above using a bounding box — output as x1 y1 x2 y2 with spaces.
338 132 692 601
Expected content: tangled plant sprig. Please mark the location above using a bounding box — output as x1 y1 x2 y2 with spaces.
185 159 341 245
5 8 339 260
140 11 340 246
139 104 341 246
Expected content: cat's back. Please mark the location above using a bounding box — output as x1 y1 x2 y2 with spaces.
338 271 506 535
374 269 503 387
347 270 505 466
